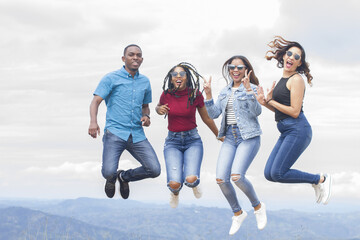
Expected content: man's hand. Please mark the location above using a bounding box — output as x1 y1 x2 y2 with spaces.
88 122 100 138
141 115 151 127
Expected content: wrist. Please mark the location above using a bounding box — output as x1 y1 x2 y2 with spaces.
266 98 273 104
144 114 150 119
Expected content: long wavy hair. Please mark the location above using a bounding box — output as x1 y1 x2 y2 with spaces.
162 62 203 108
266 36 313 85
222 55 259 86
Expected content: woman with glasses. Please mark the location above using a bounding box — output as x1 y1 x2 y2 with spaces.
257 36 332 205
155 62 220 208
203 56 267 235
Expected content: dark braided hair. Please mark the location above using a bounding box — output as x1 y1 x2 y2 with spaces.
162 62 203 108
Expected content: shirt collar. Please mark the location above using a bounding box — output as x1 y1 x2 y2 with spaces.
120 66 140 78
226 80 245 91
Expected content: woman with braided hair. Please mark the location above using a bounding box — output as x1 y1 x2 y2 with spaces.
257 36 332 204
155 62 220 208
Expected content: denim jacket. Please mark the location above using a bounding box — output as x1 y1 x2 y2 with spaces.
204 82 262 140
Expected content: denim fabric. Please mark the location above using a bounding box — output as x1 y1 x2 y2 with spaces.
101 130 160 183
94 66 152 143
204 81 262 140
216 125 261 213
264 113 320 184
163 128 203 194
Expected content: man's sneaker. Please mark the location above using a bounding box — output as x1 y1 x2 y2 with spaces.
117 170 129 199
229 211 247 236
170 192 179 208
192 186 202 199
320 173 332 205
312 173 324 204
254 202 267 230
104 179 115 198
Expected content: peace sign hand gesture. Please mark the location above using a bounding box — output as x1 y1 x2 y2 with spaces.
203 76 213 100
242 69 252 90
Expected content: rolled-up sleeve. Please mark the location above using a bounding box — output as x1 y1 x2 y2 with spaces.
204 98 222 119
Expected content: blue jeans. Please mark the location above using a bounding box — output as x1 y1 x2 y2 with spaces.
101 130 161 183
163 128 203 194
264 112 320 184
217 125 261 213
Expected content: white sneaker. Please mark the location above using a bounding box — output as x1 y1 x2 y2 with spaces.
229 211 247 236
192 186 202 199
254 202 267 230
312 173 323 204
169 192 179 208
320 173 332 205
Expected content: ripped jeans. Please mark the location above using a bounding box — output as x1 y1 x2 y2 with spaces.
216 125 260 213
164 128 203 194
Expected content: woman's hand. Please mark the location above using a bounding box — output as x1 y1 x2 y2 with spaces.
266 81 276 102
255 86 266 105
156 103 170 115
217 136 225 142
255 81 276 106
242 69 252 90
203 76 213 100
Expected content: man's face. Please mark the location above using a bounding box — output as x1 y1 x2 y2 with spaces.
122 46 143 73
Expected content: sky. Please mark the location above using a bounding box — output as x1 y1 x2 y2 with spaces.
1 0 360 212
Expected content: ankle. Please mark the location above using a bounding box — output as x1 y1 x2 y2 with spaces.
254 203 261 211
234 210 242 216
318 175 326 184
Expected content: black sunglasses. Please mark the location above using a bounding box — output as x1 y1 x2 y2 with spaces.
228 64 245 71
170 71 186 77
286 51 301 61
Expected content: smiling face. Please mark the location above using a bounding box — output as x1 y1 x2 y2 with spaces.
122 46 143 75
283 46 302 73
170 66 188 91
229 58 246 87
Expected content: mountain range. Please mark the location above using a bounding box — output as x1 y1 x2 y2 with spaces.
0 198 359 240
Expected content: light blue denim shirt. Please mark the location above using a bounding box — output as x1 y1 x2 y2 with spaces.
204 82 262 140
94 66 152 143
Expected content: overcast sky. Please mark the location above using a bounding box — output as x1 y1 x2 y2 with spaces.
1 0 359 212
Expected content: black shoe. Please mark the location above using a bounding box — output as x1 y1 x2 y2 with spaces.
117 170 129 199
104 179 116 198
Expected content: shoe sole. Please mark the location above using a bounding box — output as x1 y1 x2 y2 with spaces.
322 174 332 205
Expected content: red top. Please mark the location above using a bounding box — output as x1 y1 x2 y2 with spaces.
160 88 204 132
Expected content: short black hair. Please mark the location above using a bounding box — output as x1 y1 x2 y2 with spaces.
123 44 142 55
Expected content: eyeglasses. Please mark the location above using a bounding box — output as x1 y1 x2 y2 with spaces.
170 71 186 77
286 51 301 60
228 64 245 71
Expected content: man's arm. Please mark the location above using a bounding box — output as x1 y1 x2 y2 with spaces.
141 104 151 127
88 95 103 138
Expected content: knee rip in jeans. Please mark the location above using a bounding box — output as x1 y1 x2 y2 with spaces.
185 175 198 183
169 181 181 190
231 174 241 182
216 178 224 184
